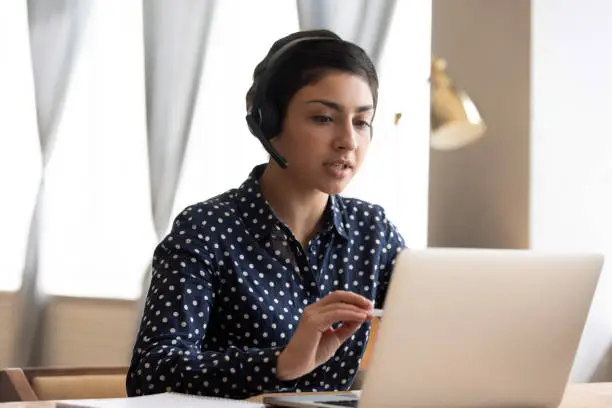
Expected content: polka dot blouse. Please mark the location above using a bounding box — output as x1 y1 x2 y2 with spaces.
126 164 406 400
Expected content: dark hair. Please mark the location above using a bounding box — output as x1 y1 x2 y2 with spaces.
246 29 379 136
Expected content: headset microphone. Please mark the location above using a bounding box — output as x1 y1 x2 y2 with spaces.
245 113 288 169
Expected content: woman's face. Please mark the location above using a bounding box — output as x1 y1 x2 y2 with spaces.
272 71 374 195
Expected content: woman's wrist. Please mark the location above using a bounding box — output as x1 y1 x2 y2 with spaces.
276 347 303 381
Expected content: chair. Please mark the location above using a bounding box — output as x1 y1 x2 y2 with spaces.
0 366 128 402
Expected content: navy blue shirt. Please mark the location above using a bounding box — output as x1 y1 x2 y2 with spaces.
127 164 406 399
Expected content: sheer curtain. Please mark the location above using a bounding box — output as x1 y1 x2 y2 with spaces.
143 0 217 241
0 2 40 292
39 0 153 300
172 0 299 213
296 0 396 66
16 0 92 366
40 0 301 300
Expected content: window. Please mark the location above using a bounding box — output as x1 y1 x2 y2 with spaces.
3 0 431 298
0 2 41 292
173 0 299 213
39 0 152 299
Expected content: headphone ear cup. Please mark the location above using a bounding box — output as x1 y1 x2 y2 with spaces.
246 110 260 137
245 110 289 168
258 101 281 139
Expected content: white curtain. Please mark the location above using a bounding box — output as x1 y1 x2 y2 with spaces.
296 0 397 66
143 0 217 240
13 0 91 366
138 0 217 312
170 0 297 214
0 2 39 294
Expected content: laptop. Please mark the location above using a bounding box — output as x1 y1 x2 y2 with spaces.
264 248 604 408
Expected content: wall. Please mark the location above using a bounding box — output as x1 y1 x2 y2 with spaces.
430 0 612 382
38 297 138 367
531 0 612 382
0 294 137 369
0 292 17 367
428 0 531 249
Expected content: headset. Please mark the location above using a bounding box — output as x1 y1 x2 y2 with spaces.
245 36 344 169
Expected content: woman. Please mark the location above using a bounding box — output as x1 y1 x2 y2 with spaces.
126 29 406 400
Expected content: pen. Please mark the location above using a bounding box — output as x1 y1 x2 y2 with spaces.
372 308 383 318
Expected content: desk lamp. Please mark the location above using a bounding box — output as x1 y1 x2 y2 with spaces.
395 57 487 150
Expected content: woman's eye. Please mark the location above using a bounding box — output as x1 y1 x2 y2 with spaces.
312 115 333 123
355 120 371 129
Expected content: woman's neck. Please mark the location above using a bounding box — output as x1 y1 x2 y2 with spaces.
259 163 329 248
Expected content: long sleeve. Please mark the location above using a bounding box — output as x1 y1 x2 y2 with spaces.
374 209 407 308
126 212 296 399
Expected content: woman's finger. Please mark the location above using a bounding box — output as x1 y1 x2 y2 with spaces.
317 290 374 310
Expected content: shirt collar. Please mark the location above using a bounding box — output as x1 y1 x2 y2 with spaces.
235 164 350 241
326 194 350 239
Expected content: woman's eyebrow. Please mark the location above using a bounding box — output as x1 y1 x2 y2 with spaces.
306 99 374 113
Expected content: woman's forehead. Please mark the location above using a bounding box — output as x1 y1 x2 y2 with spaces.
293 73 374 108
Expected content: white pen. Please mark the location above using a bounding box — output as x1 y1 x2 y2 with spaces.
372 308 383 318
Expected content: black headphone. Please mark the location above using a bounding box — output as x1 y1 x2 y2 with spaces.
245 36 343 169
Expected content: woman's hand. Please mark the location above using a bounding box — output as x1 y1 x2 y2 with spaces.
276 290 374 381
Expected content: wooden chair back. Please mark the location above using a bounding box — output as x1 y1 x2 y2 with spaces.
0 366 128 402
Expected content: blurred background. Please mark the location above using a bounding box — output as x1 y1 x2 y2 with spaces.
0 0 610 384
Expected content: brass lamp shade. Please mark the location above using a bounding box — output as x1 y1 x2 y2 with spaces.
430 57 486 150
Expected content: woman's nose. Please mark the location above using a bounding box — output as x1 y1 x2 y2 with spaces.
333 123 358 151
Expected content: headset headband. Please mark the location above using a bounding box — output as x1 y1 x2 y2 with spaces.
248 36 341 117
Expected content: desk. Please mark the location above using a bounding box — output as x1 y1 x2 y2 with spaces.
1 383 611 407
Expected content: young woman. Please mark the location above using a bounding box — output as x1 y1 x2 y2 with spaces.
126 29 406 400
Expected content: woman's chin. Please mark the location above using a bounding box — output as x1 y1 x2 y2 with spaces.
318 179 352 196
